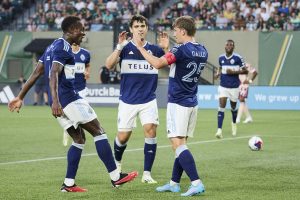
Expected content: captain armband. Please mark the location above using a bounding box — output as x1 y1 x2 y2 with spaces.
164 52 176 65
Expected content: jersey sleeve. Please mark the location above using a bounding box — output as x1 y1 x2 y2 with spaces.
218 56 222 67
86 51 91 64
163 45 182 65
39 52 45 63
52 46 72 66
238 56 246 69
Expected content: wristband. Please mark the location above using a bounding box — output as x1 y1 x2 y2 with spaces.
116 40 129 51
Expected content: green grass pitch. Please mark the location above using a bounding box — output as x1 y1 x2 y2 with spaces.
0 105 299 200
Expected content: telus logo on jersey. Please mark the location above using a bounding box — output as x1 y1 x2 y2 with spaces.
121 60 158 74
128 63 153 70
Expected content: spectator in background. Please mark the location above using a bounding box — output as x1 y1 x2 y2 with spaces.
108 66 121 84
17 75 27 90
246 15 258 31
99 65 110 84
33 74 48 106
99 64 120 84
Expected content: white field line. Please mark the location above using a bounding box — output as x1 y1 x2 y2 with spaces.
0 135 298 166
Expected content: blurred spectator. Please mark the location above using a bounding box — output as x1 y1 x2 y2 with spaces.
99 65 120 84
246 15 257 31
99 65 110 84
33 74 48 106
17 75 27 90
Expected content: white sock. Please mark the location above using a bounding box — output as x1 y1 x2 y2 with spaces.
169 180 179 186
143 171 151 177
64 178 75 187
191 179 201 186
109 169 120 181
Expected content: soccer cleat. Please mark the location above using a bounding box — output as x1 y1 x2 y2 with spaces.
180 183 205 196
61 183 87 192
243 118 253 124
141 174 158 184
63 131 69 146
156 183 180 193
111 171 138 188
215 128 223 139
232 122 237 136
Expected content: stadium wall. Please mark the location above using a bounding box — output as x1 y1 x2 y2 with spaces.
0 32 32 83
1 31 300 86
259 32 300 86
1 83 299 110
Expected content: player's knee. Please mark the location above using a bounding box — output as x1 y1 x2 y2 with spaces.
72 135 86 144
117 134 130 144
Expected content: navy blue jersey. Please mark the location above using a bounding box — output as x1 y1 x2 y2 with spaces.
38 38 80 108
167 42 208 107
73 47 90 92
119 41 164 104
219 53 245 88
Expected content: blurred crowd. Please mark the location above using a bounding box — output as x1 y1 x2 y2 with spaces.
2 0 300 31
155 0 300 31
0 0 35 29
25 0 162 31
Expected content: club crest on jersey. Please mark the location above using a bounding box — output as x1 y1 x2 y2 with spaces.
80 54 85 61
230 59 235 64
221 60 224 63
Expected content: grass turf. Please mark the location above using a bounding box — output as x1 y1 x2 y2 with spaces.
0 105 299 200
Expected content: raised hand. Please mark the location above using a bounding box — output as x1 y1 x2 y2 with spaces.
116 31 130 51
157 31 169 51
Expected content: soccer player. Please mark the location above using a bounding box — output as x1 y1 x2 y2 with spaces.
62 43 91 146
236 63 258 123
105 15 168 184
136 16 207 196
8 16 138 192
214 40 248 139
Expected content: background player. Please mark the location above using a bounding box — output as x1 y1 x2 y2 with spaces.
63 43 91 146
236 63 258 123
136 16 207 196
214 39 248 139
8 16 137 192
105 15 168 184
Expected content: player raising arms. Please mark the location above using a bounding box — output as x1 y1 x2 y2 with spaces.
8 16 137 192
105 15 168 184
214 39 248 139
136 16 207 196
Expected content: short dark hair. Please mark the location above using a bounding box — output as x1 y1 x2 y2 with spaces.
172 16 196 37
61 16 81 33
129 15 148 28
226 39 235 46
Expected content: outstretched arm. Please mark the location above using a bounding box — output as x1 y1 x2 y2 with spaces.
8 62 44 113
49 62 63 118
136 38 169 69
